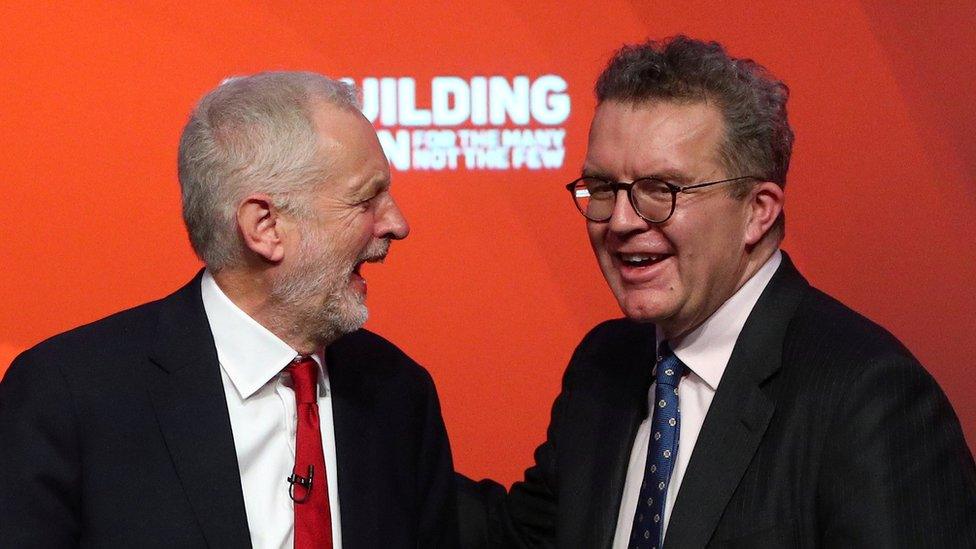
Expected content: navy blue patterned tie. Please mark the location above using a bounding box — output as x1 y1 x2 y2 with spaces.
629 341 685 549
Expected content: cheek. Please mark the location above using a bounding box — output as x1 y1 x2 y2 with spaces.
676 220 744 289
337 216 374 253
586 224 608 255
361 211 382 240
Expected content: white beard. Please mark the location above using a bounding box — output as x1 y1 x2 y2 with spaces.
270 227 387 347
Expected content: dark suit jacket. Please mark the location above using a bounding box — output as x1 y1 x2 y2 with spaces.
482 254 976 547
0 273 458 548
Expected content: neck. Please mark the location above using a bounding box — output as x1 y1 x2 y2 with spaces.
211 268 326 354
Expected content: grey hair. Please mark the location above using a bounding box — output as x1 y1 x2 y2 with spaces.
177 71 361 271
595 36 793 236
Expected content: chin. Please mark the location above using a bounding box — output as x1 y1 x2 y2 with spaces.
617 292 673 324
307 294 368 346
335 294 369 333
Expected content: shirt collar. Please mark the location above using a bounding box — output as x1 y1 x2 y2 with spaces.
200 270 322 400
657 250 782 390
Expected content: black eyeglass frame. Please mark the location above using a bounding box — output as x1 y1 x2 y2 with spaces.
565 175 760 223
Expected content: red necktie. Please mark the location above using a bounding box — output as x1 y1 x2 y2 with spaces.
287 356 333 549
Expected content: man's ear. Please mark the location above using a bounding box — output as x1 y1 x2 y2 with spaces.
744 181 784 246
237 193 287 263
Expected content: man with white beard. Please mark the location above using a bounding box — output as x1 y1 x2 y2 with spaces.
0 72 458 548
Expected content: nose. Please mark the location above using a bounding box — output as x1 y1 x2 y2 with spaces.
376 195 410 241
606 188 648 234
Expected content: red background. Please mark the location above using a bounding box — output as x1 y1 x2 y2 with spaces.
2 2 974 487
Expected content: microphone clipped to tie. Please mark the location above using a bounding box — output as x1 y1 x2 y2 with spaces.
287 465 314 503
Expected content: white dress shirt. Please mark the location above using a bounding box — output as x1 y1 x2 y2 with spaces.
201 271 343 549
612 250 782 547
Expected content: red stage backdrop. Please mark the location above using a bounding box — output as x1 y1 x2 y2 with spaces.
2 2 974 486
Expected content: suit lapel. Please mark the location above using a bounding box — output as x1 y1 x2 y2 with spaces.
664 254 808 547
576 321 657 549
147 273 252 548
326 338 376 548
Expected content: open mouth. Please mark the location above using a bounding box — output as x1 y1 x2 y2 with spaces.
351 254 387 291
617 252 672 268
355 254 386 273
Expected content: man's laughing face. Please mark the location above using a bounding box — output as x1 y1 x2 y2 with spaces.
272 106 409 345
584 100 755 338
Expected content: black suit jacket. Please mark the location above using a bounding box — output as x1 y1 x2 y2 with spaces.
487 254 976 547
0 273 458 548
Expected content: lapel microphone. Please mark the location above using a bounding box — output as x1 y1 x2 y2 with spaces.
287 465 314 503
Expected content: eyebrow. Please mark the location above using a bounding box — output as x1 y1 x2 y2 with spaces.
579 168 695 185
368 176 390 190
580 167 611 179
364 176 391 197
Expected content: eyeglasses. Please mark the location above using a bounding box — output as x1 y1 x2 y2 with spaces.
566 175 759 223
